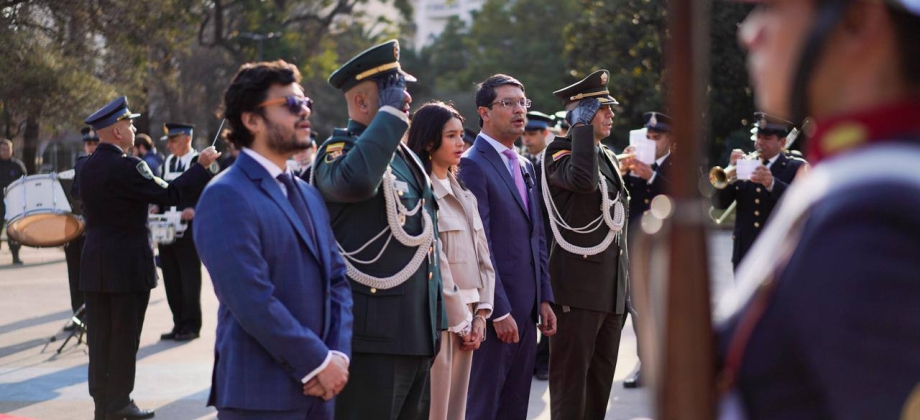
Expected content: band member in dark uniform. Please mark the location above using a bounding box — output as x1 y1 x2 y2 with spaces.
158 122 208 341
62 126 99 328
619 111 675 388
541 70 630 420
0 138 27 265
711 112 806 270
80 96 218 420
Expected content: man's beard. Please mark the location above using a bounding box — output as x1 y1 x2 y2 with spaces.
266 118 310 155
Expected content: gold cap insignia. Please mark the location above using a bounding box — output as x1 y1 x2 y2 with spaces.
650 112 658 126
600 72 608 84
393 42 400 60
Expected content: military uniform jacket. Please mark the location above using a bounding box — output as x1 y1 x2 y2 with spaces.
78 142 211 293
543 125 630 314
713 153 805 265
624 154 672 222
313 109 445 357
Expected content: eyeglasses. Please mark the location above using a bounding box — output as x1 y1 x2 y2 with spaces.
487 98 532 110
257 95 313 115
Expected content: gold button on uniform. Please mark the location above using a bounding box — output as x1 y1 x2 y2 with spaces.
429 272 433 280
370 288 377 294
755 199 760 204
644 199 650 204
756 187 762 193
583 255 588 259
754 222 760 228
754 211 760 216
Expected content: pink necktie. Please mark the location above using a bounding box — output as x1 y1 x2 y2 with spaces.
501 149 529 212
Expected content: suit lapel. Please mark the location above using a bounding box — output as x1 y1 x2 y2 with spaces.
476 136 529 216
598 147 625 191
238 154 319 261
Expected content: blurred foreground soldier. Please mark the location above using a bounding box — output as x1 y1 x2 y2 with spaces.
62 127 99 329
158 123 207 341
542 70 630 420
715 1 920 419
0 138 27 265
195 60 352 420
80 96 217 420
133 134 164 177
712 112 806 271
313 40 447 420
460 74 556 420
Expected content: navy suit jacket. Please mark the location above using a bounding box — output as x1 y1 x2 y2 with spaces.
458 136 553 322
194 151 353 412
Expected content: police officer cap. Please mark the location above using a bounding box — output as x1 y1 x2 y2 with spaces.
553 70 619 107
164 123 195 138
644 112 673 132
462 127 477 146
525 111 554 131
554 110 570 129
753 112 795 137
84 96 141 131
80 125 99 142
328 40 418 92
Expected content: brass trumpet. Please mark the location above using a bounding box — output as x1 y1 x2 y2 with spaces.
708 150 760 189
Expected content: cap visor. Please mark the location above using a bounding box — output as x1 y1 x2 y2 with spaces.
399 69 418 83
599 96 619 105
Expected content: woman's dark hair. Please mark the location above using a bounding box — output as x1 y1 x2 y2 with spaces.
407 101 465 175
222 60 301 149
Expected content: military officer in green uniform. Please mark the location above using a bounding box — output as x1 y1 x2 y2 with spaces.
541 70 631 420
312 40 451 420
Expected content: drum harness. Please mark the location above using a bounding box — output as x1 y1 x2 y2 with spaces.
540 149 626 257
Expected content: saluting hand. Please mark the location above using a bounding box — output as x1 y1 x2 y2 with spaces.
197 146 221 169
377 73 410 113
566 98 601 127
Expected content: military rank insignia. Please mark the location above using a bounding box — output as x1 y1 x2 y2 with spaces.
552 150 572 161
137 161 168 188
324 142 345 163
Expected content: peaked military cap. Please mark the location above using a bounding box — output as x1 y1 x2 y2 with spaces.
164 123 195 138
84 96 141 131
553 70 619 107
753 112 795 137
525 111 554 131
554 110 570 129
644 112 673 132
462 127 477 145
80 125 99 142
328 40 418 91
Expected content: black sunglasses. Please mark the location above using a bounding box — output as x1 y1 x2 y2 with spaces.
257 95 313 115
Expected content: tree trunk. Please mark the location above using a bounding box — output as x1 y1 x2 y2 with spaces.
22 115 39 174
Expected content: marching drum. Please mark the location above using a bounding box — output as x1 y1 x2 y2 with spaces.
148 207 187 245
4 173 85 247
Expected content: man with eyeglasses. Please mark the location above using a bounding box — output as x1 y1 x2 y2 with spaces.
195 59 352 420
80 96 218 420
313 40 453 420
459 74 556 420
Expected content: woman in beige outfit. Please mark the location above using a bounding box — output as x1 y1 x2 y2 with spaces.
408 101 495 420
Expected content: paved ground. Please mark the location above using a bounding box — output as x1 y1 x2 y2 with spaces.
0 229 734 420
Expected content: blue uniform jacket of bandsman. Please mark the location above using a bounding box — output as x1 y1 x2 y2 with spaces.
713 153 805 265
78 142 210 293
